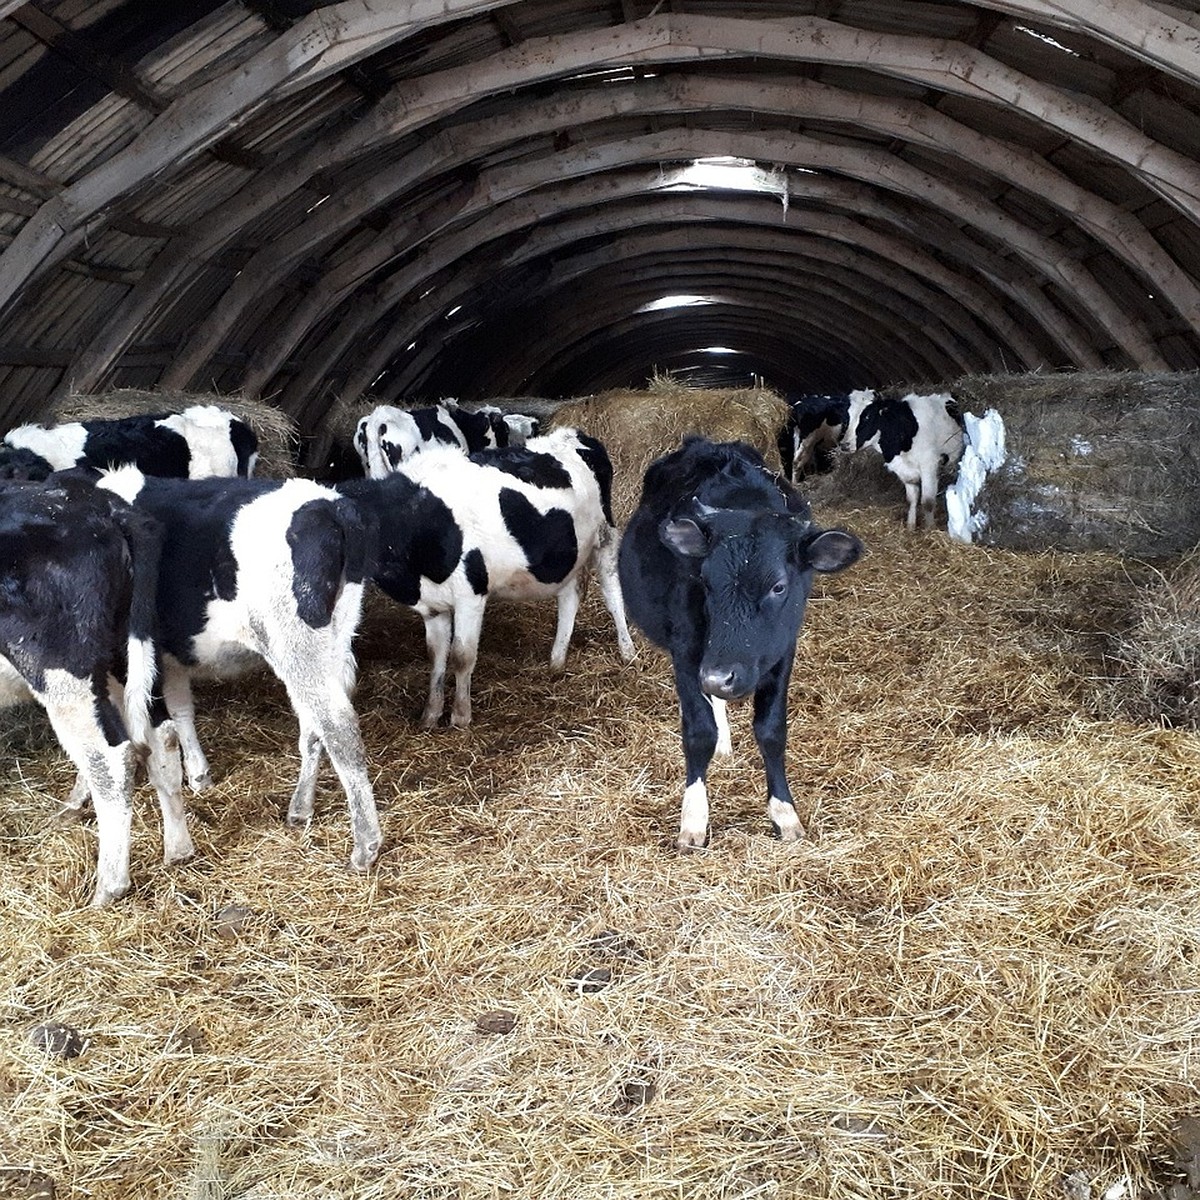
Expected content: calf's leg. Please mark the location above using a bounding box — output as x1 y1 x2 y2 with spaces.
448 597 486 728
419 611 452 729
673 656 719 850
752 659 805 842
549 578 581 671
593 529 636 662
41 673 135 906
162 661 212 791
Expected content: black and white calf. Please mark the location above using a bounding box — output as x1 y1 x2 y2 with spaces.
96 469 383 872
618 437 862 850
0 405 259 482
354 402 508 479
341 426 635 728
778 393 850 482
0 475 175 905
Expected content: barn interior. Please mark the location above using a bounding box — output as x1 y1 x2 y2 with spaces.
3 3 1200 1199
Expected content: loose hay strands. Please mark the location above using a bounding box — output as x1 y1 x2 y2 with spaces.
1 508 1199 1198
549 374 790 522
1112 547 1200 727
49 388 299 478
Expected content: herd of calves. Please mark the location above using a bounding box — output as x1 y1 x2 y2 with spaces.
0 392 985 906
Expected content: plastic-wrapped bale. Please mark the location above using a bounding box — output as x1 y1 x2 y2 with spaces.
50 388 299 479
548 377 790 523
946 370 1200 555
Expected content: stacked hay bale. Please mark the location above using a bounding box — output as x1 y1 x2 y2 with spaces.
549 374 790 522
51 387 299 478
947 370 1200 555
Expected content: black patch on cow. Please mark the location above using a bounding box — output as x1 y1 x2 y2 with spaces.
855 397 918 462
230 419 259 476
82 414 192 478
286 499 351 628
471 447 572 490
463 548 488 595
0 445 54 480
413 407 460 446
574 434 617 527
449 407 500 452
498 488 577 583
132 477 283 666
0 478 145 700
339 475 464 607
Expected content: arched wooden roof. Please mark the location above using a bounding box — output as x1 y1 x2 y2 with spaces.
3 0 1200 439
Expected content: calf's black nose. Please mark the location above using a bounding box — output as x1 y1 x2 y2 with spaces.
700 665 750 701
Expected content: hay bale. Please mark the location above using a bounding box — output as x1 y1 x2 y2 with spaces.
1112 548 1200 726
948 370 1200 555
548 375 790 522
50 388 298 479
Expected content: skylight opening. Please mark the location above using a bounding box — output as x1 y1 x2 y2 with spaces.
444 305 462 319
564 66 653 85
305 193 331 215
637 294 718 313
1015 25 1079 55
699 346 740 356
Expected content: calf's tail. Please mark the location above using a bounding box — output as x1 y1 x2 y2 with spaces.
114 506 164 750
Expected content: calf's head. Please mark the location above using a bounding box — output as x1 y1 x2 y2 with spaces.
661 503 862 700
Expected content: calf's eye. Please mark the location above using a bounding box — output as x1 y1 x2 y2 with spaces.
769 579 787 597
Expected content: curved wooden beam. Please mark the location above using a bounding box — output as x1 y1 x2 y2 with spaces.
54 15 1200 392
0 0 519 315
240 130 1131 403
148 74 1200 393
313 192 1077 418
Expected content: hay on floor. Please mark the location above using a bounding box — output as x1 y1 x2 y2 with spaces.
549 375 790 522
0 506 1197 1199
49 388 299 479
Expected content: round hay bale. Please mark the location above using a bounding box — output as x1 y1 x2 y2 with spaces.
1112 547 1200 726
548 375 790 522
50 388 299 479
947 370 1200 555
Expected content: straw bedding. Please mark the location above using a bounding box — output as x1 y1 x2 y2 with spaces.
1 497 1198 1199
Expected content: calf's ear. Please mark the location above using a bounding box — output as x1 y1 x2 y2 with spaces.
660 516 710 557
802 528 863 573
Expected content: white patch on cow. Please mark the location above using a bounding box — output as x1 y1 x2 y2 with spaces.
4 421 88 469
123 635 155 749
710 696 732 756
767 795 805 842
97 463 146 504
157 405 242 478
0 654 34 707
946 409 1007 544
678 779 709 849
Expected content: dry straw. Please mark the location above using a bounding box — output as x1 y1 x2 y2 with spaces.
1 390 1198 1199
549 372 790 522
50 388 299 479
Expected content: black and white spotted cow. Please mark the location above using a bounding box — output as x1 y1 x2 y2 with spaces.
0 474 179 905
618 437 862 850
778 393 850 482
0 405 259 482
341 425 635 728
843 389 964 530
95 468 383 873
354 402 508 479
